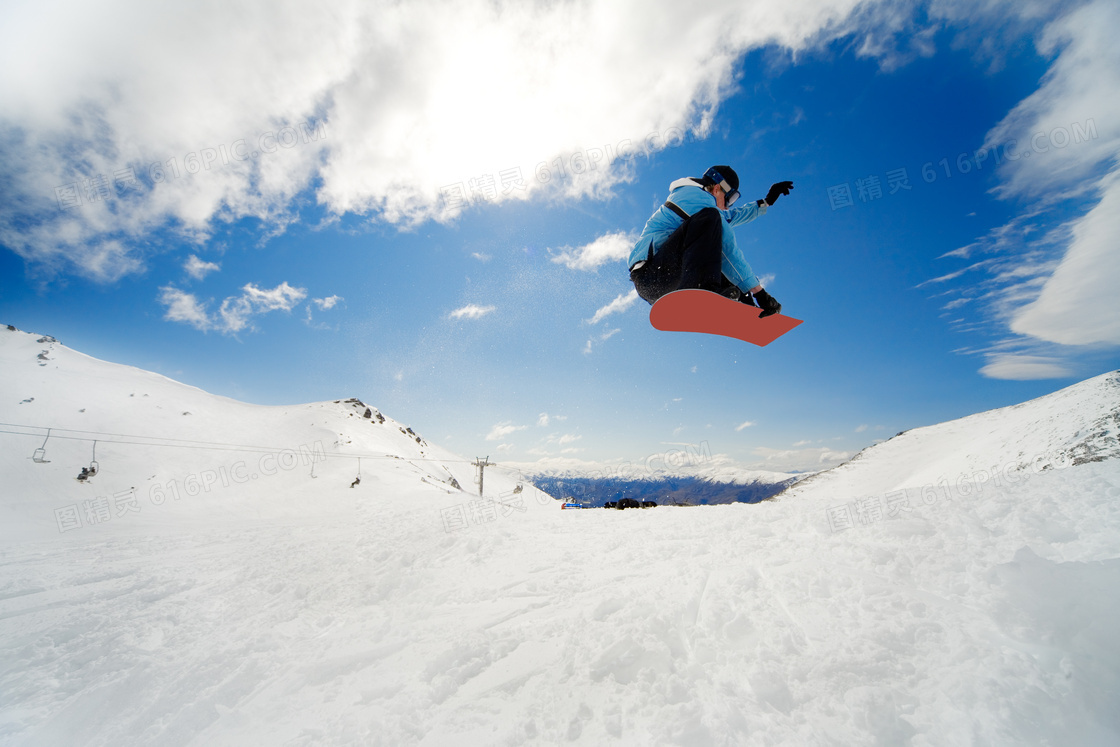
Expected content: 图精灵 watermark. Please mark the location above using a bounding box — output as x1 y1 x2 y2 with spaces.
825 119 1099 211
52 440 327 533
825 449 1075 533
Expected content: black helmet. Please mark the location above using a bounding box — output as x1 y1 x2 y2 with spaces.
702 165 739 192
701 165 740 207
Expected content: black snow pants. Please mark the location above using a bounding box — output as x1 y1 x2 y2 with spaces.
630 207 724 305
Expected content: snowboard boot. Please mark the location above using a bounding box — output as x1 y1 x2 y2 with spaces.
720 284 756 306
753 289 782 318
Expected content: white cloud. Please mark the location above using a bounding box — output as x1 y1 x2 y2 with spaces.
1010 171 1120 345
159 281 307 334
305 293 344 327
486 421 526 441
734 421 755 432
449 304 496 320
551 232 634 272
1 0 960 282
184 255 220 281
855 424 868 433
752 445 853 473
587 290 640 325
239 282 306 312
582 327 624 355
537 413 549 427
979 354 1073 380
158 287 212 331
953 0 1120 351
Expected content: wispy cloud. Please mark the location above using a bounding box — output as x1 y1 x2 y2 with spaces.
930 0 1120 369
305 294 344 328
1010 171 1120 346
582 328 622 355
486 421 527 441
537 412 568 427
752 445 853 473
587 290 639 325
735 421 755 432
159 288 212 331
184 255 220 281
449 304 496 320
979 354 1073 381
159 281 307 334
551 232 634 272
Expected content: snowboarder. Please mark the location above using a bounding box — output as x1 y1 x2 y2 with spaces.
628 166 792 317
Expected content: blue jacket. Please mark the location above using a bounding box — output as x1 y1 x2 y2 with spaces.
629 177 766 292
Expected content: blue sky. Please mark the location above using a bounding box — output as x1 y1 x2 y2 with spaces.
2 0 1118 473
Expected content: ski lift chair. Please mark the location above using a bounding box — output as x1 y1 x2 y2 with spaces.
32 428 52 463
78 441 100 481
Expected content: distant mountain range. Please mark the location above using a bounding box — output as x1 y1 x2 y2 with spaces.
528 474 798 507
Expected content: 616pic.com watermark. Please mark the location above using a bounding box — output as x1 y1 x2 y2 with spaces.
826 118 1099 211
580 441 716 482
52 441 327 533
53 121 327 211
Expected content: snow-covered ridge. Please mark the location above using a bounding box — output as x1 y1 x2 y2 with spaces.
0 325 539 541
777 369 1120 503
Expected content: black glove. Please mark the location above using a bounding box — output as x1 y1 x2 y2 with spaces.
753 289 782 318
764 181 794 206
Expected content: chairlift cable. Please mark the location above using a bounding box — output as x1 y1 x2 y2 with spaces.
0 423 517 471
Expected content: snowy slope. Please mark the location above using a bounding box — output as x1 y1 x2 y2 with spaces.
775 369 1120 502
2 327 1119 746
1 326 539 543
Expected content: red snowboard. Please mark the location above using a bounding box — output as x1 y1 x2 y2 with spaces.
650 289 802 347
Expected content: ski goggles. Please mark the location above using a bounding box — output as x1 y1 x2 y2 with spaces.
703 167 740 207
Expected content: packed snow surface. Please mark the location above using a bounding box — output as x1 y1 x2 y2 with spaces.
2 327 1119 745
